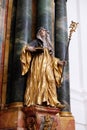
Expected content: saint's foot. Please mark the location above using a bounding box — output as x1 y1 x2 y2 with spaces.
56 103 65 109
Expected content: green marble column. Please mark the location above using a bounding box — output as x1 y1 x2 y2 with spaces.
6 0 17 104
55 0 71 113
37 0 52 37
6 0 32 106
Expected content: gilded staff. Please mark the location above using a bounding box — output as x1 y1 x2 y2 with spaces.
60 21 79 85
69 21 79 40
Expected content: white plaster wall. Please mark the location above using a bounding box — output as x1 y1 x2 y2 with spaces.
67 0 87 130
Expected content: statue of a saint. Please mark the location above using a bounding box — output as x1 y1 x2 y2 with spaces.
20 27 65 108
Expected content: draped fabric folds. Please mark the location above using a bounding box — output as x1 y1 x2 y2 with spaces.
20 46 63 107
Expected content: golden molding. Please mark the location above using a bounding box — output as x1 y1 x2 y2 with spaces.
6 102 24 108
59 111 73 117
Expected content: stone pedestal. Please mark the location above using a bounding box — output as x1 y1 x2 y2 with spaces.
23 105 61 130
0 105 75 130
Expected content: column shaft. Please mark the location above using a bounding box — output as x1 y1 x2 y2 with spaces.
55 0 70 112
7 0 32 106
6 0 17 104
37 0 52 37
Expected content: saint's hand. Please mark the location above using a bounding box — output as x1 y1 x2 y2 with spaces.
58 60 67 66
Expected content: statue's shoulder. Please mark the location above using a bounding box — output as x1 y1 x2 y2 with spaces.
29 39 38 47
29 39 43 47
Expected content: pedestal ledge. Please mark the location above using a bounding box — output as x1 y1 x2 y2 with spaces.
23 105 60 115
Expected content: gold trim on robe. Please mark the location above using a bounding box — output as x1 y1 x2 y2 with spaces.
20 46 63 107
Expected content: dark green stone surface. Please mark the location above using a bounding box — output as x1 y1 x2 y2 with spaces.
55 0 70 112
37 0 52 37
6 0 32 104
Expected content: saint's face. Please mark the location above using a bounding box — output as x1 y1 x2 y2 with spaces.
39 29 46 38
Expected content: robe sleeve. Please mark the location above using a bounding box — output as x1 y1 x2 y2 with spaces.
20 45 32 75
53 57 63 87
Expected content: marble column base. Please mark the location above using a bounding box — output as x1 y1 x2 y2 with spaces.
0 105 75 130
0 107 26 130
60 116 75 130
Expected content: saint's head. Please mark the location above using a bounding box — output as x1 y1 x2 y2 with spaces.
36 27 54 55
